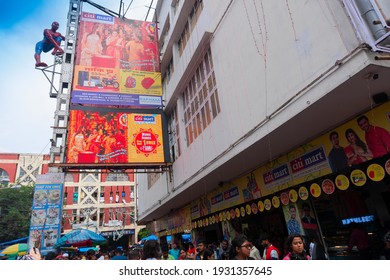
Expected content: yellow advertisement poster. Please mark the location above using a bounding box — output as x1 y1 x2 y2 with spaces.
128 113 164 163
120 70 162 95
190 102 390 219
255 101 390 196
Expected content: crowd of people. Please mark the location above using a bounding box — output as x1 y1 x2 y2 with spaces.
10 233 315 261
6 224 390 260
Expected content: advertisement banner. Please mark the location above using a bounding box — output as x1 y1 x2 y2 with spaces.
190 102 390 219
65 109 166 164
28 173 64 255
72 12 161 107
254 101 390 196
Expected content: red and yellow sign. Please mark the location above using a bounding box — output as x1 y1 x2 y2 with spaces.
350 169 367 186
367 163 385 182
66 109 166 164
335 174 350 190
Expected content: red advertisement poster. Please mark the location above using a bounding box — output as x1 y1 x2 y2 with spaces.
72 12 162 107
66 109 166 165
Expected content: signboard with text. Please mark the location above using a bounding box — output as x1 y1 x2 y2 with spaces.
72 12 161 108
65 108 168 165
28 173 64 255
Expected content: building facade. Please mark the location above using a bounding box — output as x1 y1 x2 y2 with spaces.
0 153 142 246
136 0 390 259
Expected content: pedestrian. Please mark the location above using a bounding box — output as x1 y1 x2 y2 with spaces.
195 240 206 260
283 233 311 260
169 242 180 260
309 237 327 260
128 249 141 260
143 240 162 260
249 238 261 260
216 239 230 260
203 248 215 260
347 222 371 259
161 245 175 260
260 234 280 260
230 234 255 260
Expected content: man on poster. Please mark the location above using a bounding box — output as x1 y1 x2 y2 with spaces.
286 204 302 235
327 131 349 172
357 115 390 158
34 21 65 67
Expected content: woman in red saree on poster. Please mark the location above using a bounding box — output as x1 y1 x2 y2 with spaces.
68 126 87 163
141 21 159 72
344 128 373 166
115 128 128 162
101 129 117 163
86 128 104 162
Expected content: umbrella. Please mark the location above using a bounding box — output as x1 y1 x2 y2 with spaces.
141 234 158 242
55 229 106 248
0 243 28 259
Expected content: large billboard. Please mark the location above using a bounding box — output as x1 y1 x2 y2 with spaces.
65 108 168 164
28 173 64 255
71 12 161 108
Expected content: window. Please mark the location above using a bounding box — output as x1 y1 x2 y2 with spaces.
163 57 174 88
168 104 181 161
106 172 129 182
182 48 220 147
178 0 203 56
0 169 10 187
147 170 161 188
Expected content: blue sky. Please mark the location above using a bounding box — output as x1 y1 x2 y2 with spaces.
0 0 156 154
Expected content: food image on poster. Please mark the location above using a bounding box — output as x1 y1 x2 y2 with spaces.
31 209 47 226
350 169 367 186
385 159 390 175
367 163 385 182
335 174 350 190
44 229 58 248
258 201 265 212
264 199 272 211
289 189 298 202
240 206 246 217
33 190 47 205
298 186 309 200
246 204 251 215
280 192 290 205
46 207 60 225
29 229 42 248
226 210 231 220
321 179 335 195
310 183 321 198
272 196 280 208
47 189 61 204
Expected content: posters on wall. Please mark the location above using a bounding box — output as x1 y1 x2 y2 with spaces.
190 101 390 220
72 12 161 108
28 173 64 255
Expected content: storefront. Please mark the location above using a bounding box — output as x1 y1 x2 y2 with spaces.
151 102 390 259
